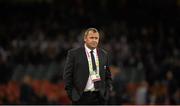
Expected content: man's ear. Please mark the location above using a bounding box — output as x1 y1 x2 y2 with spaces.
84 37 86 42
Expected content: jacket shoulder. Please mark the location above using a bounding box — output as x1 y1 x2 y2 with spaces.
99 48 109 55
68 47 82 53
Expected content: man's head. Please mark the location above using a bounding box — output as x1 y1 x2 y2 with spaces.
84 28 100 50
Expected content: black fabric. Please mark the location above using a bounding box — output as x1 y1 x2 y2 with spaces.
94 81 100 90
63 46 112 102
72 91 105 105
90 50 100 90
90 50 97 72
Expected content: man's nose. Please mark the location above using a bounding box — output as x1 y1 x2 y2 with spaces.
92 40 97 42
93 38 97 41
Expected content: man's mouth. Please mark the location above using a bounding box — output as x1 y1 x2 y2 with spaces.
92 43 97 46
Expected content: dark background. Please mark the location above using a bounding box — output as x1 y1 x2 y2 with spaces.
0 0 180 105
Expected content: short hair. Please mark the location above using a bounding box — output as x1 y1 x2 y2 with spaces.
84 28 99 38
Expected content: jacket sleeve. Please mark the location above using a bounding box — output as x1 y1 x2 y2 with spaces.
105 52 113 91
103 52 113 101
63 50 74 101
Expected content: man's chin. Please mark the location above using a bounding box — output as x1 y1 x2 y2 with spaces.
92 45 97 48
89 46 97 50
92 44 98 47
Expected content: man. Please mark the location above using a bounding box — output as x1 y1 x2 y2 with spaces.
63 28 112 104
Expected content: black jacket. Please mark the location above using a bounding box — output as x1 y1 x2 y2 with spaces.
63 46 112 102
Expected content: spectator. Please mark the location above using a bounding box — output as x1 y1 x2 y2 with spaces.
20 75 37 104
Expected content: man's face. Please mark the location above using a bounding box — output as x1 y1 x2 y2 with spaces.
84 31 99 50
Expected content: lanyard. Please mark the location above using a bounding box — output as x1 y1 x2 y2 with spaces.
85 49 100 76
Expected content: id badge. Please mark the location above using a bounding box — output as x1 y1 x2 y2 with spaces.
91 74 101 82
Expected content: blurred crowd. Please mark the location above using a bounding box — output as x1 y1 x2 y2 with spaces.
0 0 180 105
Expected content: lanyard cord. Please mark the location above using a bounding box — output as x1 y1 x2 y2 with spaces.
85 49 100 75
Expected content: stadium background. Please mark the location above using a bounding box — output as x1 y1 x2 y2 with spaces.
0 0 180 104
